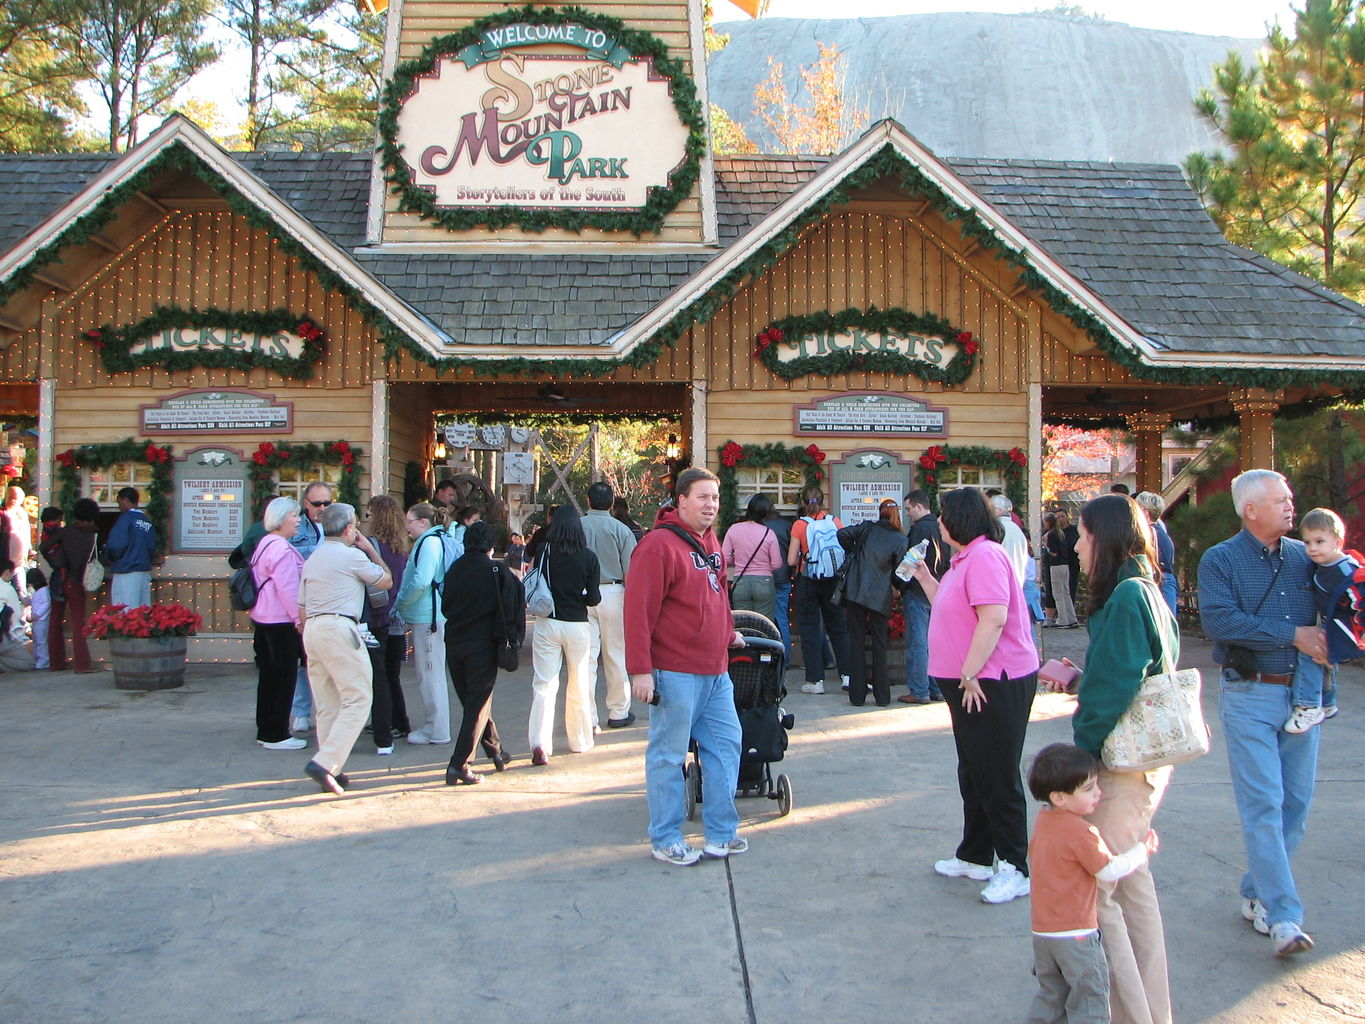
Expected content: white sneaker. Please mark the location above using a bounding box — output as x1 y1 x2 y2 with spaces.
1285 705 1326 734
406 730 432 744
933 856 994 881
801 681 826 695
376 745 394 756
652 842 702 866
980 861 1031 904
1269 921 1314 956
840 675 850 692
1241 897 1270 936
1324 705 1339 720
703 837 749 858
258 737 307 751
290 716 312 733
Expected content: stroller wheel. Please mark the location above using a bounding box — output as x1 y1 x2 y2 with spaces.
775 773 793 817
684 762 700 821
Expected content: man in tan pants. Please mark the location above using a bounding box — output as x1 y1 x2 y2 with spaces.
296 502 391 795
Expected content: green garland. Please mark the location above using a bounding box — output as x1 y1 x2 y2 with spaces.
377 5 706 237
753 307 978 383
914 444 1028 514
248 441 363 511
54 439 173 554
716 441 826 533
83 306 326 379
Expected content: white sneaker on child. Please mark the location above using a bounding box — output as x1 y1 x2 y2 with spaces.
1285 705 1326 734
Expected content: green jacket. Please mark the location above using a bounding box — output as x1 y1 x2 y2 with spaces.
1072 556 1181 757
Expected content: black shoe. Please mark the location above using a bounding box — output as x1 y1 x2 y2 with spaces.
304 760 344 795
607 712 637 728
493 750 512 771
445 766 482 786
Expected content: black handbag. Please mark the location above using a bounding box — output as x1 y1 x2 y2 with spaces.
830 523 870 607
229 541 270 612
491 564 522 672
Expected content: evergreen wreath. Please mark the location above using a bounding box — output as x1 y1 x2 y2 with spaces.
377 4 707 237
54 439 173 554
753 307 979 383
82 307 326 379
915 444 1027 514
248 441 363 512
716 441 827 532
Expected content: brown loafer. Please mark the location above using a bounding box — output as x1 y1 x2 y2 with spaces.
897 694 931 705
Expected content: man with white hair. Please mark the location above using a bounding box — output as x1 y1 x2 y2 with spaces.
1198 469 1325 957
990 493 1029 584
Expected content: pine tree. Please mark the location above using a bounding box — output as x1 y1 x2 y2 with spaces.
1186 0 1365 298
0 2 88 151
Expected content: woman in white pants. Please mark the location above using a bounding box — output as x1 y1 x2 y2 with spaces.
393 502 452 745
528 506 601 764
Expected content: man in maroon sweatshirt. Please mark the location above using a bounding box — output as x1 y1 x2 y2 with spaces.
627 467 748 866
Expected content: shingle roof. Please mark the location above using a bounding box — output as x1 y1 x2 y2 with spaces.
2 149 1363 360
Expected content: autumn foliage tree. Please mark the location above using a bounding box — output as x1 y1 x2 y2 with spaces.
751 42 869 154
1042 425 1129 504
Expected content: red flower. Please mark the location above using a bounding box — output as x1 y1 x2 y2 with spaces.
252 452 268 465
815 470 824 481
926 473 936 485
1008 447 1027 467
805 444 826 464
720 442 744 467
257 442 276 457
330 441 351 455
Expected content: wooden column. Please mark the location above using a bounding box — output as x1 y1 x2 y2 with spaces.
1125 411 1170 494
1229 388 1283 472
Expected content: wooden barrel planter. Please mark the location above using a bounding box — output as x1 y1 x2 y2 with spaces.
108 636 188 690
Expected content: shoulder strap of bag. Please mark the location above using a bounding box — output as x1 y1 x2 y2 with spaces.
660 522 710 561
734 524 764 579
1125 575 1178 676
490 562 509 642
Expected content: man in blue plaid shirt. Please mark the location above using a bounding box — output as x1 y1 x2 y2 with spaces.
1199 469 1326 958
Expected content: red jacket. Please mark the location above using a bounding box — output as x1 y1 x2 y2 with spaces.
624 506 732 676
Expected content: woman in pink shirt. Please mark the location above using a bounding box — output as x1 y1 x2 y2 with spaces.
912 487 1039 905
721 494 783 622
250 497 306 751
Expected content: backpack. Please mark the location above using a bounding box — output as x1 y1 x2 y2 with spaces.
229 539 273 612
801 515 845 579
417 529 462 623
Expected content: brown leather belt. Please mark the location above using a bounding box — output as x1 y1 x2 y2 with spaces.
1249 672 1292 685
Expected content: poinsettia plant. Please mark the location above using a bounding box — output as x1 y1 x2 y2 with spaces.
84 603 202 639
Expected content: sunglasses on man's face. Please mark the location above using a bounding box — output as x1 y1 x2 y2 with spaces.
309 499 332 508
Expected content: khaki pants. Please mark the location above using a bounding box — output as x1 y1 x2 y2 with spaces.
588 583 630 723
1049 565 1079 626
1087 765 1173 1024
303 615 373 776
529 617 593 755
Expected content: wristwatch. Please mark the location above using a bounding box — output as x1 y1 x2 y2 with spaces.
962 672 978 683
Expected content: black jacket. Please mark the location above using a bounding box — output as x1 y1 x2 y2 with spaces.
836 520 909 616
442 552 527 648
531 545 601 622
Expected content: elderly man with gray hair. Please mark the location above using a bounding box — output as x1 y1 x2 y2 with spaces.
1198 469 1325 957
296 502 392 795
989 493 1029 584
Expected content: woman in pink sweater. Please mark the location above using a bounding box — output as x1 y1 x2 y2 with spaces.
721 494 784 623
249 497 306 751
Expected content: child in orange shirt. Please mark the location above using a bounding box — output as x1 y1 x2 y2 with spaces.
1026 744 1159 1024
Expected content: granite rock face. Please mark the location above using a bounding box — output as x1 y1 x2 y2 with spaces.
706 11 1263 163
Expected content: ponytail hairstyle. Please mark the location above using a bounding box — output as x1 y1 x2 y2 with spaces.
878 498 903 532
800 485 825 516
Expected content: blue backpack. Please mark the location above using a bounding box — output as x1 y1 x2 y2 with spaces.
801 516 845 579
418 528 462 623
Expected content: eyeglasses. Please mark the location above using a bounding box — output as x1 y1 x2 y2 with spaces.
309 499 332 508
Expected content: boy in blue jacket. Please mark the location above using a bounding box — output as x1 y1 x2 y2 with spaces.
1288 508 1364 733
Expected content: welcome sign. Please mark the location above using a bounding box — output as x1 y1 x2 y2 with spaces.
394 22 691 213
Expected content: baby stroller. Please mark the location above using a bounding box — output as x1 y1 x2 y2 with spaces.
685 610 795 819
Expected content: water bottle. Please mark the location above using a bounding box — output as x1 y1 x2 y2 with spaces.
895 539 930 582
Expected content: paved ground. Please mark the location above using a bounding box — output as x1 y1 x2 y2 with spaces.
1 625 1362 1023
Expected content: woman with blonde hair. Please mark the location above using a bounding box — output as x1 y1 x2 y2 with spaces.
366 495 412 751
394 501 452 746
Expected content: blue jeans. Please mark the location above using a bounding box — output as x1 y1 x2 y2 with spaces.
1220 669 1320 926
291 663 313 721
1160 574 1178 617
1292 653 1337 708
646 670 741 849
774 581 793 663
903 596 939 699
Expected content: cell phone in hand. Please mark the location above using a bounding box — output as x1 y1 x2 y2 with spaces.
1039 659 1080 686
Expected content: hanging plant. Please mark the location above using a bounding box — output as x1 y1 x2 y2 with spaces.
248 441 363 512
753 307 979 384
54 439 174 554
915 444 1027 514
716 441 827 532
82 307 327 379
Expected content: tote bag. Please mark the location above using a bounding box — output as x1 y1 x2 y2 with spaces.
83 538 106 594
1101 578 1211 772
523 549 555 619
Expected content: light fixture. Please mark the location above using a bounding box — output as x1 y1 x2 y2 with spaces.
433 440 447 461
666 434 680 460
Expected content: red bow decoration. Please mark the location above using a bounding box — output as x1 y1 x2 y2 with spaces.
956 331 978 356
296 322 325 343
919 445 947 470
56 449 77 468
1008 447 1027 467
252 451 268 465
257 442 277 458
143 445 170 464
805 444 826 464
84 329 102 340
720 442 744 467
752 326 785 356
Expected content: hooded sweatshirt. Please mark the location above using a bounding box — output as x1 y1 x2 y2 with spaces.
624 506 732 676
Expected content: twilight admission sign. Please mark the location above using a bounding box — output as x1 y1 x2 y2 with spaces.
380 7 705 234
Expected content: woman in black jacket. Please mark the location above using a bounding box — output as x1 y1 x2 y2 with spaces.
442 521 525 785
526 505 601 765
837 499 910 706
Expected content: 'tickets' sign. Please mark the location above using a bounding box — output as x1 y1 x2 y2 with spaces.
394 23 690 212
773 329 959 370
129 327 307 361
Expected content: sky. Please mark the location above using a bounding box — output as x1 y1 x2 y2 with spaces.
713 0 1301 39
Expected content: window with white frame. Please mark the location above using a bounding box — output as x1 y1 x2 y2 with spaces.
735 464 808 515
274 463 344 505
86 462 153 508
936 464 1005 492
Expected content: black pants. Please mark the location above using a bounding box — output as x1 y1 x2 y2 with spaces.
369 634 411 747
446 639 504 771
254 622 300 742
795 575 852 683
844 601 890 705
934 672 1036 874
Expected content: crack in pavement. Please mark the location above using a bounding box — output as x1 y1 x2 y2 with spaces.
724 857 758 1024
